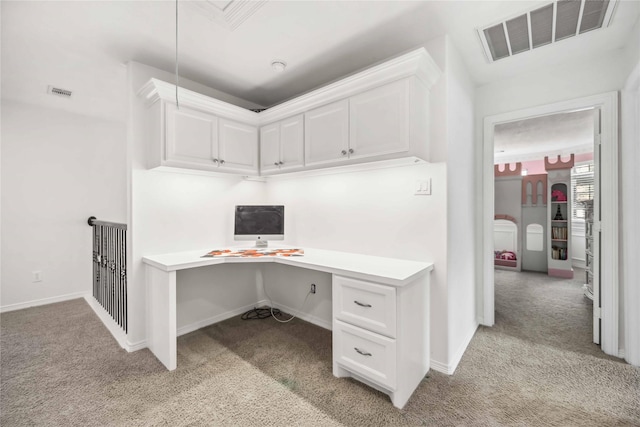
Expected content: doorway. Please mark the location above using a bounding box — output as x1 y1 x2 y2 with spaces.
492 108 598 344
480 92 619 357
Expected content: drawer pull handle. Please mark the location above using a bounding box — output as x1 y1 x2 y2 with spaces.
354 300 372 308
354 347 372 356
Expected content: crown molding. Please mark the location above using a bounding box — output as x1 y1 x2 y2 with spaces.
137 78 259 123
137 47 442 127
258 48 442 125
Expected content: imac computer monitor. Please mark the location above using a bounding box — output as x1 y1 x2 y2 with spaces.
234 205 284 247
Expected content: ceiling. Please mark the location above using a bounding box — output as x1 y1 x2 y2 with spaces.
494 109 595 164
1 0 639 123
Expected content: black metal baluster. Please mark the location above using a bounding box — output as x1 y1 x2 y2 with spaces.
88 217 127 333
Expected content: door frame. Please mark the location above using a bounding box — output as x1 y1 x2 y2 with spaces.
480 91 619 357
621 62 640 366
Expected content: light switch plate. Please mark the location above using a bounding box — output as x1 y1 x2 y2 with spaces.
414 179 431 195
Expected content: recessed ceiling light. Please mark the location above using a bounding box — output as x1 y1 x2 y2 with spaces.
271 60 287 72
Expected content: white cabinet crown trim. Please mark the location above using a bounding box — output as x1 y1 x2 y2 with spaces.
259 47 441 124
137 78 259 124
138 47 441 128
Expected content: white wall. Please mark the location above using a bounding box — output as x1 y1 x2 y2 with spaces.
443 37 477 372
475 48 633 118
127 62 267 346
266 162 448 367
1 100 126 310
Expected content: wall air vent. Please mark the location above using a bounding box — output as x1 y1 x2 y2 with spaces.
478 0 618 63
47 86 73 98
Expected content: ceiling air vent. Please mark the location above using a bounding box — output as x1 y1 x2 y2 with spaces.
47 85 73 98
478 0 617 63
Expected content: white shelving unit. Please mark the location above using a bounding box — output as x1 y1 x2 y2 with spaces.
547 168 574 279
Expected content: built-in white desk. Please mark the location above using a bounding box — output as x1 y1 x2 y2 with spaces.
143 247 433 408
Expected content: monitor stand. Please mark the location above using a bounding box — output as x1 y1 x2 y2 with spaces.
254 240 268 248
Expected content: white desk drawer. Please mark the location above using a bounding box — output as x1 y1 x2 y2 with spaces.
333 275 396 337
333 320 397 389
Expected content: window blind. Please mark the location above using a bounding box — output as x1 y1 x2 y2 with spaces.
571 161 595 220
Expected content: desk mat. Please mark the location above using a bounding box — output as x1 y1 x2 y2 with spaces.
201 248 304 258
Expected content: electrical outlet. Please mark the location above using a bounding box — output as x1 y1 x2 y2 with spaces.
32 271 43 282
310 283 316 294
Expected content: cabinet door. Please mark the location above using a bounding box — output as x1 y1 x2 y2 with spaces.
304 99 349 167
218 118 258 174
349 79 410 160
279 114 304 171
165 103 219 169
259 123 280 173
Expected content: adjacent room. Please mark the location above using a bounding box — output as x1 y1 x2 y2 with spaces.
2 0 639 425
492 110 605 355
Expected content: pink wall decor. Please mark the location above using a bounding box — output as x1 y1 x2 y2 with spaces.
574 152 594 163
494 162 522 177
521 174 547 206
494 214 517 223
544 154 575 170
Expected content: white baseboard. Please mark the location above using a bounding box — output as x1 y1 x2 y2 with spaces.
176 302 269 337
572 258 586 269
430 359 450 374
448 323 479 375
429 323 479 375
269 299 332 331
84 294 128 350
129 300 332 353
0 291 87 313
126 339 148 352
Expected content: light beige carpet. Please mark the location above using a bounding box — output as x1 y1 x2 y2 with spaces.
1 269 639 426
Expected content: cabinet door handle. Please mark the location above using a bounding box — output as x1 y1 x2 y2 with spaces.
341 150 347 156
212 158 219 164
354 300 372 308
279 161 284 165
274 162 280 166
349 148 354 154
354 347 372 356
219 159 225 165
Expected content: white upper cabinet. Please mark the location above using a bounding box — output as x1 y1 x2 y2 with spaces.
349 79 410 160
218 118 258 173
138 78 259 175
279 115 305 171
139 48 441 176
304 79 420 169
259 123 280 173
304 100 349 167
165 103 219 169
260 114 304 174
